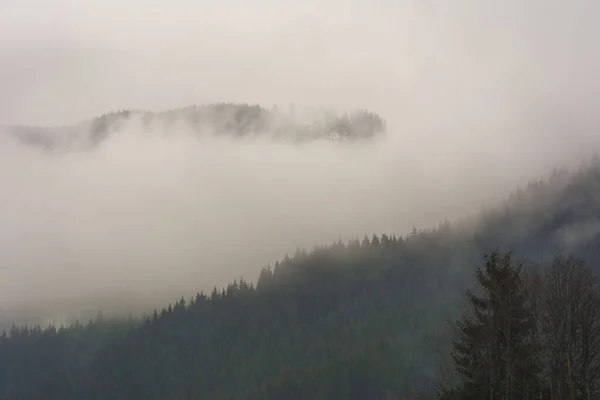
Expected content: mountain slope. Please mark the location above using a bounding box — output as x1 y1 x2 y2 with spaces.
0 159 599 399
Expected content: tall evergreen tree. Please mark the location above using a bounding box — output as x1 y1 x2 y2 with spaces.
443 251 541 399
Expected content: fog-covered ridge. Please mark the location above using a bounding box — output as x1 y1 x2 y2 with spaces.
3 103 386 151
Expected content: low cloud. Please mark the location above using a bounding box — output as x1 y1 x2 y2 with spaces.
1 0 600 321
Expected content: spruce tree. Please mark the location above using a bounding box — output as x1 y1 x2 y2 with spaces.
443 251 541 399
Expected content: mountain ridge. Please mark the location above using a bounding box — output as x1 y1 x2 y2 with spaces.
2 103 387 151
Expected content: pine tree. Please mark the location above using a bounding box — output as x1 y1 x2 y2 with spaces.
444 251 541 399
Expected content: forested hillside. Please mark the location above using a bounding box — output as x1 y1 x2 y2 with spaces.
1 159 599 399
3 103 386 151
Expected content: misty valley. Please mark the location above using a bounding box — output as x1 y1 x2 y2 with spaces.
4 0 600 397
1 102 600 399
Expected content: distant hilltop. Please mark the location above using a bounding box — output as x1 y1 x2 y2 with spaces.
3 103 386 150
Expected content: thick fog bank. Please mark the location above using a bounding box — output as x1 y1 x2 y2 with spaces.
1 116 597 323
2 0 600 322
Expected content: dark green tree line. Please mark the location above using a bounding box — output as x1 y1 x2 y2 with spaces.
0 158 599 398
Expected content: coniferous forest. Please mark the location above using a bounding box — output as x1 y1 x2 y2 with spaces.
1 159 600 399
4 103 387 151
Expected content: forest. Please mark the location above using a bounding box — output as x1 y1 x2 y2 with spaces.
1 158 600 399
4 103 387 151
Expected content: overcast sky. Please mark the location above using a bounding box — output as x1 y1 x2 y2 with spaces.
1 0 600 319
1 0 598 129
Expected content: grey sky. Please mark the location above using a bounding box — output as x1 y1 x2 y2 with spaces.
1 0 598 128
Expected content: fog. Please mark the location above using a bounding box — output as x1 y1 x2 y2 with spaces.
1 0 600 322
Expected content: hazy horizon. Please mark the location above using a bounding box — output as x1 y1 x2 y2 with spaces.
2 0 600 322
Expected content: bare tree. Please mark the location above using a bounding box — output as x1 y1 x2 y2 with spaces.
522 263 546 399
540 255 577 398
571 263 600 399
539 254 600 400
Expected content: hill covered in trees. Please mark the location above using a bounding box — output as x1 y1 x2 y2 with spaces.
1 158 599 399
2 103 386 151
